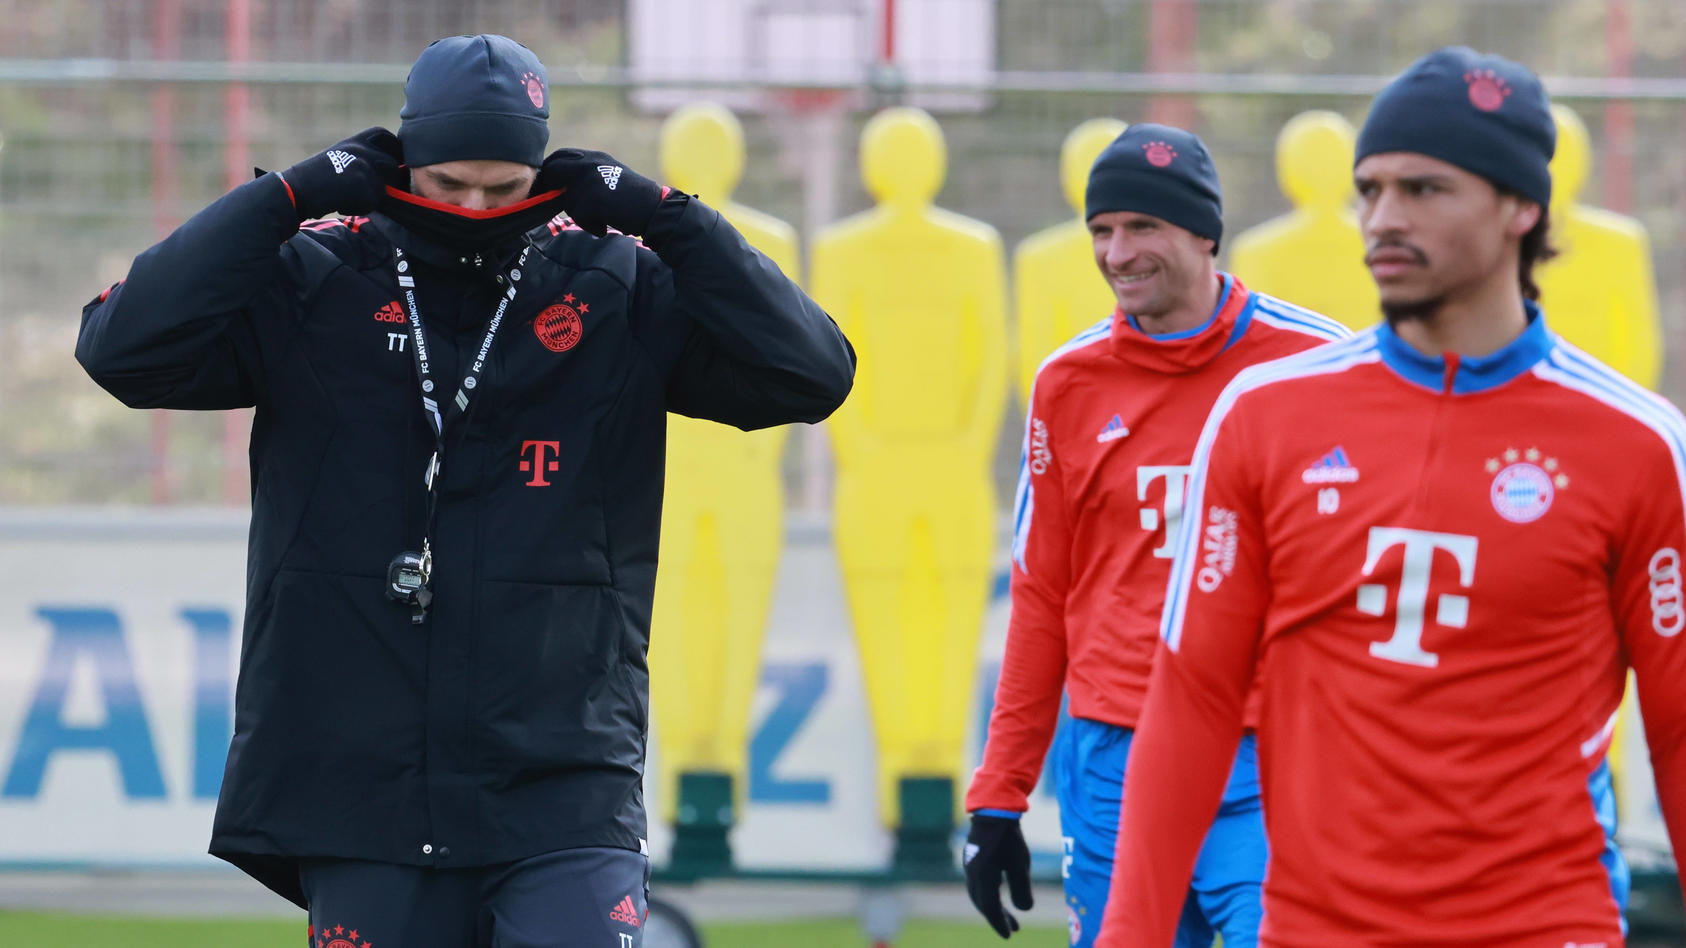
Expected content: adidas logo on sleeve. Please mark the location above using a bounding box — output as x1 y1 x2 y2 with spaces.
326 150 355 174
597 165 623 190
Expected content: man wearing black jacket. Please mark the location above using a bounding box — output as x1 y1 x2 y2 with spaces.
76 34 854 948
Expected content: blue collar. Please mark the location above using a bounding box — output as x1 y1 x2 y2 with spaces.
1375 300 1555 394
1126 273 1240 341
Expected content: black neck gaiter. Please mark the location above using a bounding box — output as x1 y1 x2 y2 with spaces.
377 187 568 255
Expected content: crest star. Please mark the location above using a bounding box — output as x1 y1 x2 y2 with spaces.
577 303 589 314
563 292 576 304
349 932 358 941
1504 448 1519 462
1485 459 1500 473
1556 474 1570 488
1525 447 1540 461
1544 457 1558 471
336 926 345 936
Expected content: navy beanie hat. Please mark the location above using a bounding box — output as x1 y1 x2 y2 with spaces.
399 34 550 167
1085 124 1223 249
1356 46 1555 207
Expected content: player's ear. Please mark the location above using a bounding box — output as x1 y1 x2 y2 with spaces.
1504 198 1541 240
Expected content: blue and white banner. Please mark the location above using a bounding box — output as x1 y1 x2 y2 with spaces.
0 508 1061 869
2 508 1663 872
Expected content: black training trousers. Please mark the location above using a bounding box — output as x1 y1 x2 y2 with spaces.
299 846 650 948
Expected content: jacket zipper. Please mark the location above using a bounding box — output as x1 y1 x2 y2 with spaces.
1410 352 1461 515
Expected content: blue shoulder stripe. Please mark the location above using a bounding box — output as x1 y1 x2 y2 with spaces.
1533 342 1686 510
1249 294 1352 342
1036 315 1113 374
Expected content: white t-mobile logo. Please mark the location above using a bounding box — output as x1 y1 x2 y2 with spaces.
1356 527 1478 668
1138 465 1192 559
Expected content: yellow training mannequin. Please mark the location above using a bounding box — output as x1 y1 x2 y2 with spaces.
810 107 1008 852
1012 118 1128 400
1537 103 1662 389
650 102 798 861
1229 110 1379 330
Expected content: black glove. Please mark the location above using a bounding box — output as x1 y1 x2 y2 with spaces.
533 148 666 237
963 813 1034 938
278 127 403 221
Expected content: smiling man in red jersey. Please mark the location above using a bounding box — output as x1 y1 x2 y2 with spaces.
962 123 1348 948
1099 47 1686 948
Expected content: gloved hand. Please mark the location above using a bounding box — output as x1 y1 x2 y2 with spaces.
534 148 666 237
963 813 1035 938
278 127 404 221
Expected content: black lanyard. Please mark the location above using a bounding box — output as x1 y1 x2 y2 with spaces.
393 243 532 597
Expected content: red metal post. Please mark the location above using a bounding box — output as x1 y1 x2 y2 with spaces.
1147 0 1198 130
880 0 896 65
222 0 254 504
149 0 182 504
224 0 252 190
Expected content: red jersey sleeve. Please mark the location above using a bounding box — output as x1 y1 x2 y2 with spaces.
1097 385 1270 948
965 379 1072 813
1612 413 1686 881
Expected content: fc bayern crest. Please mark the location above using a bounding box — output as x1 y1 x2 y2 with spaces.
1463 68 1511 112
312 922 369 948
1142 140 1178 168
1490 462 1554 523
534 300 583 352
1486 447 1569 523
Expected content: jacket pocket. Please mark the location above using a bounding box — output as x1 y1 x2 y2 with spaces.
473 580 642 777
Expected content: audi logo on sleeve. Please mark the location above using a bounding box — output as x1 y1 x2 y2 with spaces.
1649 547 1683 637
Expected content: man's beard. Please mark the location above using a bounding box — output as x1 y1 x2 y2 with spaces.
1380 294 1446 326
